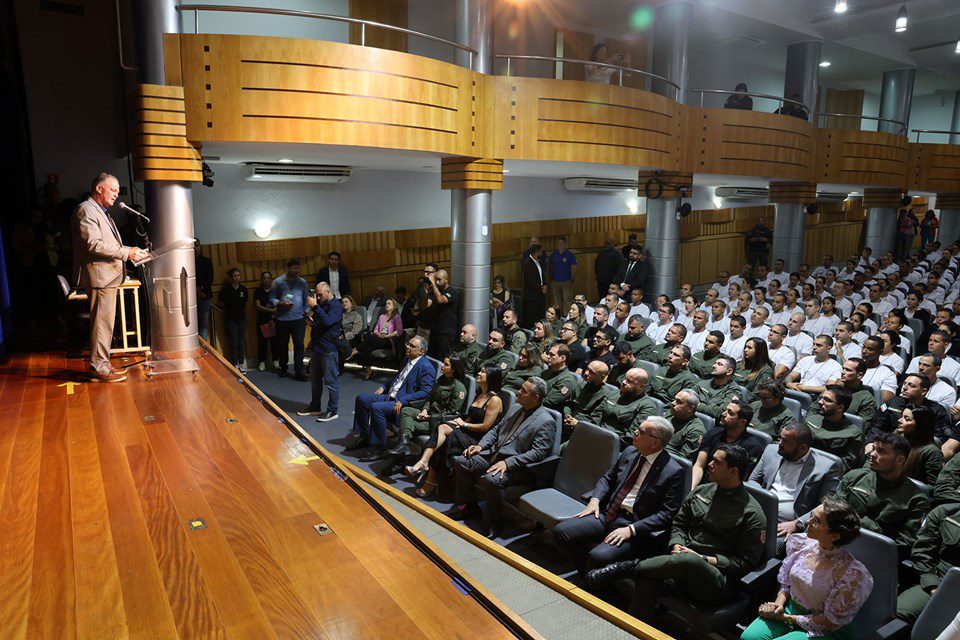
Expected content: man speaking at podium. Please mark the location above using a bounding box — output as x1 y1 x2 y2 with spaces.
72 173 148 382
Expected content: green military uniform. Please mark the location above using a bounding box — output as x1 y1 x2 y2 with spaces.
530 337 552 355
695 377 742 419
734 365 774 403
896 503 960 623
650 342 681 365
666 414 706 461
625 333 656 361
628 483 766 620
748 401 794 440
908 443 945 486
452 341 483 377
564 381 616 422
608 362 632 386
808 383 876 424
503 365 543 394
805 413 864 472
650 365 699 403
597 392 658 446
504 326 528 353
542 367 578 413
689 350 722 378
934 454 960 506
835 467 929 557
473 347 515 377
396 377 468 439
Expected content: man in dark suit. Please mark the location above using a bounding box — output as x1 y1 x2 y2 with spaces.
347 335 435 461
521 243 547 328
315 250 350 299
613 246 648 297
594 238 625 301
748 422 842 555
554 416 686 572
446 377 558 538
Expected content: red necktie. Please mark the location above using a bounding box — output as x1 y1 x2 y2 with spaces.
605 457 646 523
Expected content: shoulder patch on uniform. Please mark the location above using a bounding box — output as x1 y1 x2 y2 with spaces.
500 362 508 369
560 386 569 395
759 530 766 544
696 494 711 505
458 391 465 399
851 487 872 496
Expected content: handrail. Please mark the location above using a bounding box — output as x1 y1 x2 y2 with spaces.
689 88 810 112
494 54 682 99
912 129 960 142
817 112 907 135
177 4 477 68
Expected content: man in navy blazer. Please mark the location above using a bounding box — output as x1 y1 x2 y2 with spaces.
554 416 686 572
347 335 435 460
315 251 350 299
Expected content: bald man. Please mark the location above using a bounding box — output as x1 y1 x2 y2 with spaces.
452 324 483 375
425 268 459 359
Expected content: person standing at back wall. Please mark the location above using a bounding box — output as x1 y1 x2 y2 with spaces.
549 237 577 318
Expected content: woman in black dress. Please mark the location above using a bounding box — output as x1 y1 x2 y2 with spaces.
404 366 504 498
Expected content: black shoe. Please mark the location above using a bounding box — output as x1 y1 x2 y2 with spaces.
359 446 391 463
293 373 308 382
278 370 288 378
316 410 339 422
344 436 368 452
444 503 481 521
584 561 638 588
485 523 503 539
297 406 323 416
404 465 428 487
386 434 412 456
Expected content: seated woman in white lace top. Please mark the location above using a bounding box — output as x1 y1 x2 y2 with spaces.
741 498 873 640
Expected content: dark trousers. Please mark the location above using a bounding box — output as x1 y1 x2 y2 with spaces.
225 315 247 366
428 332 454 360
275 318 306 375
553 514 658 570
521 289 546 328
597 282 611 301
629 553 735 621
308 350 339 413
352 393 397 446
895 233 913 259
452 453 534 524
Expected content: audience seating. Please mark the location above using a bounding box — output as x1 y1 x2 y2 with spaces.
846 530 901 640
845 412 865 432
635 359 659 381
746 427 773 448
782 396 803 422
785 388 814 414
668 452 692 498
696 412 715 432
910 567 960 640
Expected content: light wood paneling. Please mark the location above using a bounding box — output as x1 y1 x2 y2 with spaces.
908 143 960 193
684 107 817 181
769 181 817 204
863 187 905 208
492 76 683 169
823 89 864 130
129 84 203 182
440 157 504 190
814 128 910 188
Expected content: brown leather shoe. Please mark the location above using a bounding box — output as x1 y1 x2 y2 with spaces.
90 370 127 383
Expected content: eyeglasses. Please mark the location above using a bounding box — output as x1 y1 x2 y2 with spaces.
405 342 419 349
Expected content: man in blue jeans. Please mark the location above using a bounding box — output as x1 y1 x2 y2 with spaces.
269 259 310 381
298 282 343 422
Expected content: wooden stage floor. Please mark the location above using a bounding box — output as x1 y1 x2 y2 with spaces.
0 351 532 639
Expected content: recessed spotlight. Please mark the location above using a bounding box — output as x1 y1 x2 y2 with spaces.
894 5 907 32
277 158 294 163
820 60 832 68
503 169 510 173
834 0 847 13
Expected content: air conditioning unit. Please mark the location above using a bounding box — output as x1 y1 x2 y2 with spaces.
244 163 352 183
563 177 639 192
714 186 769 200
816 191 848 202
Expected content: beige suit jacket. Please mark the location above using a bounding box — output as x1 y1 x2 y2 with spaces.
72 198 130 289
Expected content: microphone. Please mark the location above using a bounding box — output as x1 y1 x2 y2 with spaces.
119 201 150 223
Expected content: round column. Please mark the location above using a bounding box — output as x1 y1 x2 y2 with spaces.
878 68 916 135
772 205 806 272
455 0 492 73
949 90 960 144
650 1 691 100
783 41 821 122
451 191 492 340
644 198 680 298
939 211 960 246
863 188 905 256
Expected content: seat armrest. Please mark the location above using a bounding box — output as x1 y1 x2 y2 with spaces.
580 490 593 502
741 558 781 592
406 399 428 410
527 455 561 482
870 618 909 640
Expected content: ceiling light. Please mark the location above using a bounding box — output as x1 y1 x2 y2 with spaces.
955 37 960 54
503 169 510 173
895 5 907 32
834 0 847 13
253 219 273 239
277 158 294 163
820 60 832 67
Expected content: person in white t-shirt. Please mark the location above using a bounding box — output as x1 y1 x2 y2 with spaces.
907 330 960 380
731 291 753 319
700 287 720 313
710 271 732 296
866 284 893 318
721 315 749 362
802 297 835 337
767 259 788 289
917 353 958 406
811 254 833 279
833 321 862 361
859 335 898 403
765 323 797 380
707 300 731 335
648 303 675 344
744 306 770 339
724 282 742 311
671 283 694 316
677 295 699 331
848 312 870 345
768 293 791 327
877 330 906 375
784 312 814 357
831 282 853 319
627 287 650 319
787 334 843 395
683 309 710 354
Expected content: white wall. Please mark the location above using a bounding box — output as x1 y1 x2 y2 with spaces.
182 0 349 42
687 53 785 110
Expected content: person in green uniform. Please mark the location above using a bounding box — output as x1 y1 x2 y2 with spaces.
692 399 767 488
541 342 578 413
735 337 775 402
749 378 795 440
501 308 528 353
567 301 589 341
934 453 960 505
596 368 658 446
650 323 688 365
696 355 743 419
896 501 960 623
387 354 469 458
623 314 655 361
834 432 930 558
650 344 699 403
562 360 616 438
806 385 863 472
811 358 877 423
451 323 483 377
666 388 706 461
503 343 544 393
688 331 725 378
529 320 554 355
473 329 515 377
608 341 636 386
896 405 945 485
584 444 766 623
545 305 563 337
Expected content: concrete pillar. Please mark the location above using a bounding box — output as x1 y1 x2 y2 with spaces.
644 198 681 298
132 0 199 355
939 211 960 245
773 204 806 272
864 208 898 256
455 0 491 73
950 90 960 144
783 41 821 122
650 1 691 101
878 68 916 135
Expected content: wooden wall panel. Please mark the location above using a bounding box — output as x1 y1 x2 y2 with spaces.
684 107 817 181
348 0 408 53
908 143 960 193
823 89 864 130
814 128 910 188
129 84 203 182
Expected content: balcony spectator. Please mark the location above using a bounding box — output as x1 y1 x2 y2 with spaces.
724 83 754 110
490 274 512 326
585 43 629 84
773 92 809 120
745 221 772 267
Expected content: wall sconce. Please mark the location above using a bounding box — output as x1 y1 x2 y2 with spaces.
254 219 273 239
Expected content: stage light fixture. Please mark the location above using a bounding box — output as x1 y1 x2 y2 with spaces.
834 0 847 13
895 5 907 32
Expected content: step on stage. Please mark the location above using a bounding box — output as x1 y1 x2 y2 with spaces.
0 350 537 639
